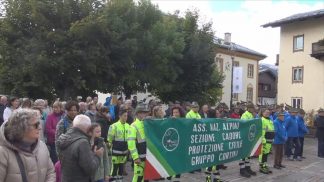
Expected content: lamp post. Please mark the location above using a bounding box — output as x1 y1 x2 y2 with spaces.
230 56 234 110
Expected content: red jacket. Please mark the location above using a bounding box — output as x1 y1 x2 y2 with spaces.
230 112 240 119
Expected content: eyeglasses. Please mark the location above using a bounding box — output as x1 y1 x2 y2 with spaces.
29 121 40 129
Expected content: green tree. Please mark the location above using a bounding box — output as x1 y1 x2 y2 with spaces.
156 10 224 104
0 0 106 99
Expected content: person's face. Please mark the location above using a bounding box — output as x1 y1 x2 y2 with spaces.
248 108 255 113
44 100 48 107
93 126 101 138
299 113 305 118
24 116 41 141
172 109 181 118
79 104 87 112
278 115 285 121
1 97 7 104
120 112 128 122
93 97 98 103
202 105 208 113
219 107 224 112
215 110 222 118
263 110 270 117
53 105 61 114
12 99 20 109
137 112 148 120
157 107 165 118
234 108 239 113
90 105 97 113
290 112 297 116
67 106 78 119
192 107 199 112
318 112 324 117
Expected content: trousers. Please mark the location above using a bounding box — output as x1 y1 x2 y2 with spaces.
132 161 145 182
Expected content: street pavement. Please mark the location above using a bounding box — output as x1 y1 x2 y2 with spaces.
121 137 324 182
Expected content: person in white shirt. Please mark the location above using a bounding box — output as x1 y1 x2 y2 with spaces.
3 96 20 124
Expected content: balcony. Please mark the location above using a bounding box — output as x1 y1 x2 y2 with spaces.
311 40 324 61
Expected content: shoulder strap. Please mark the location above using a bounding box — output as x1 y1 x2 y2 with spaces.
14 150 28 182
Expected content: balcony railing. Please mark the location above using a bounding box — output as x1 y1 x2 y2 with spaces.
311 41 324 61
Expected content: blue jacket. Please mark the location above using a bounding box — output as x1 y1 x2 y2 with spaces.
297 116 309 137
285 115 299 137
273 118 287 144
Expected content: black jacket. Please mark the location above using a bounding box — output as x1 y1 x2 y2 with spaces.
315 116 324 139
95 113 111 141
57 127 100 182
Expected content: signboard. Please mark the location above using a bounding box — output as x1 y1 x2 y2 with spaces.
144 118 262 180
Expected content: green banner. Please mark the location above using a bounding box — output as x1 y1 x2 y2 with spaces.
144 118 262 179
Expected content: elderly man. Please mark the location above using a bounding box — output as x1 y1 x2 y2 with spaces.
57 115 103 182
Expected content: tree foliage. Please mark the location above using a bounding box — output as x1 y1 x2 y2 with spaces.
0 0 223 104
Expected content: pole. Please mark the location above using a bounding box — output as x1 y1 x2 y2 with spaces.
230 56 234 110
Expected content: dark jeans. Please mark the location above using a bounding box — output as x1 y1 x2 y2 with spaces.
318 138 324 157
287 137 301 158
298 137 304 157
48 143 58 164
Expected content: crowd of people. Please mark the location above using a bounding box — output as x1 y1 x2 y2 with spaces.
0 94 323 182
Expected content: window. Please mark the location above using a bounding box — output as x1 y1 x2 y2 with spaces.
233 61 239 67
216 58 224 73
247 64 254 78
263 84 271 91
292 66 303 83
247 87 253 102
233 93 238 101
293 35 304 52
292 97 302 109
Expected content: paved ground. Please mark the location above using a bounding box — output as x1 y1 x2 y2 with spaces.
120 137 324 182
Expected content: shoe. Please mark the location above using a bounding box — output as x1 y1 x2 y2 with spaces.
240 168 251 178
206 176 212 182
296 156 302 161
246 166 257 176
301 156 306 159
259 167 269 174
213 178 224 182
220 164 227 170
279 164 286 168
273 165 281 169
288 156 294 161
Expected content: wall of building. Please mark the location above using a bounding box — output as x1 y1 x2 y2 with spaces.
258 71 277 98
216 53 259 107
278 16 324 111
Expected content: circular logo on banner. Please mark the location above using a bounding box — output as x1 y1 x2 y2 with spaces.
162 128 180 151
248 124 257 141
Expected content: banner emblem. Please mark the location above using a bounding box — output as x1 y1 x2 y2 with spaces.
162 128 180 151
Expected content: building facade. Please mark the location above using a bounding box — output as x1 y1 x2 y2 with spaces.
258 64 278 105
215 34 266 107
263 9 324 111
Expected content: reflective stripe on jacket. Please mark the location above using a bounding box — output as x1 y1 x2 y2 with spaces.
128 118 146 160
108 120 130 156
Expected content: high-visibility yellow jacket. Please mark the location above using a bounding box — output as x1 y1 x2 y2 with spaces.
186 110 201 119
261 117 275 144
241 111 254 120
108 120 130 156
127 118 146 160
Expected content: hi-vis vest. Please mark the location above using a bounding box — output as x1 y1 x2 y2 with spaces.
108 120 130 156
128 118 146 160
261 117 275 144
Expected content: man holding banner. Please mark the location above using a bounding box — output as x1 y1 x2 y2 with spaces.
128 104 150 182
239 103 257 178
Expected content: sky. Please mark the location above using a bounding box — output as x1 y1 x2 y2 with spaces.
151 0 324 64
